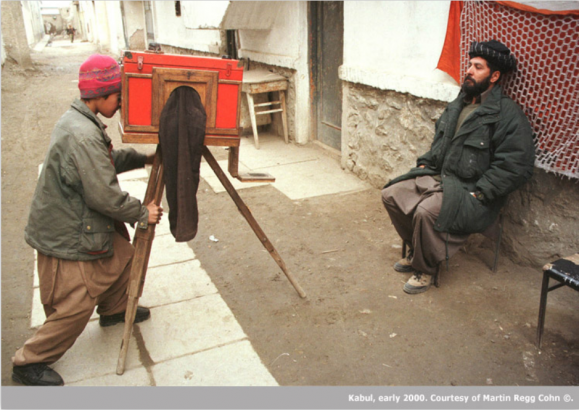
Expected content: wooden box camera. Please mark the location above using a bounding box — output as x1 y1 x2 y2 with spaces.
119 51 244 148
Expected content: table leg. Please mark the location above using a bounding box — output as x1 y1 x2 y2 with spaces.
246 93 260 149
280 90 289 144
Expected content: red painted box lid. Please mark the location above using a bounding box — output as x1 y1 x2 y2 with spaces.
122 51 243 81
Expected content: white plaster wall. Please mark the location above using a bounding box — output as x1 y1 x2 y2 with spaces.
22 2 36 45
123 2 145 34
341 1 460 102
123 1 147 50
237 2 301 69
152 1 222 54
181 1 229 29
79 1 97 43
22 1 45 46
87 1 125 55
2 35 6 66
93 2 110 49
237 2 310 144
104 1 126 56
2 0 32 67
293 3 312 145
72 5 83 39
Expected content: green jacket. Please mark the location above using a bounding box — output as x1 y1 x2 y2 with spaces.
385 85 535 234
25 99 149 261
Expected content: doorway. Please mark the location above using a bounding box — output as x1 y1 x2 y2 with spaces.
309 1 344 151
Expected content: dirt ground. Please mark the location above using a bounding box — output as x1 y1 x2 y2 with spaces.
2 37 578 387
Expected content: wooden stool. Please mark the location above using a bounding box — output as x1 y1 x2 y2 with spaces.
242 69 289 149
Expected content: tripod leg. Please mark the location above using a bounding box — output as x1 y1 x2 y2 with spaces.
202 146 306 298
116 148 165 375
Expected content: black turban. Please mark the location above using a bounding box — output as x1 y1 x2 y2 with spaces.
469 40 517 73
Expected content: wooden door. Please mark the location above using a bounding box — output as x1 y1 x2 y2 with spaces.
151 67 218 132
310 1 344 151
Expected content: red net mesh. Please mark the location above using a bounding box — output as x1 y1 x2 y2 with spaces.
460 1 579 179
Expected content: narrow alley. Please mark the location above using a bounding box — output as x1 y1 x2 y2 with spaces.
1 31 578 401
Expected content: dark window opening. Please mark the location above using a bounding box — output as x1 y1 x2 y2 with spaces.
226 30 238 60
175 1 181 17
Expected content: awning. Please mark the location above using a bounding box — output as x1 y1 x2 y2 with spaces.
220 1 281 30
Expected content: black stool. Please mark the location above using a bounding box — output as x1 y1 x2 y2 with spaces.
536 254 579 349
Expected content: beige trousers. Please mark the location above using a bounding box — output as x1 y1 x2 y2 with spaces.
12 233 134 366
381 176 469 275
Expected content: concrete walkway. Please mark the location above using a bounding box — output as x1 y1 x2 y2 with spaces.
27 132 370 386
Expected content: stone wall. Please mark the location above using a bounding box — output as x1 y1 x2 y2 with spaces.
342 81 447 188
342 81 579 268
1 1 33 68
503 170 579 267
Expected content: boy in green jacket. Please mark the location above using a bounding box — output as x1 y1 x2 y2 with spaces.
12 54 164 386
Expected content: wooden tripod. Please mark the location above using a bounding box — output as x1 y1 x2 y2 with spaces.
116 145 306 375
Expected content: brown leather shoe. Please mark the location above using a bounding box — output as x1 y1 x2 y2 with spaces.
403 272 433 294
394 256 415 273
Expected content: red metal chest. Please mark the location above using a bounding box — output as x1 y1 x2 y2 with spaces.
119 51 244 147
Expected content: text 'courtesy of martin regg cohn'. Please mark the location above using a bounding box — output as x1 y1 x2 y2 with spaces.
347 393 571 405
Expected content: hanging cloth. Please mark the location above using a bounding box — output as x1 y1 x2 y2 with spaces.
158 86 207 242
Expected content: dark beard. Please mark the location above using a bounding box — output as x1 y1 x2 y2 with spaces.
461 74 492 99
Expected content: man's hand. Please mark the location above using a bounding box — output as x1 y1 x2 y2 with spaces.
144 153 156 165
146 201 163 224
419 165 425 169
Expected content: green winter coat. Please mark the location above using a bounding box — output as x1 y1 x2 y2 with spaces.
25 99 149 261
385 85 535 234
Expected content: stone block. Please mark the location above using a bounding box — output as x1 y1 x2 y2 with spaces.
139 259 218 308
52 320 142 384
152 340 278 386
138 295 248 363
68 366 152 386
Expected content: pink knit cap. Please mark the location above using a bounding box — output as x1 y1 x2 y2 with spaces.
78 54 121 99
